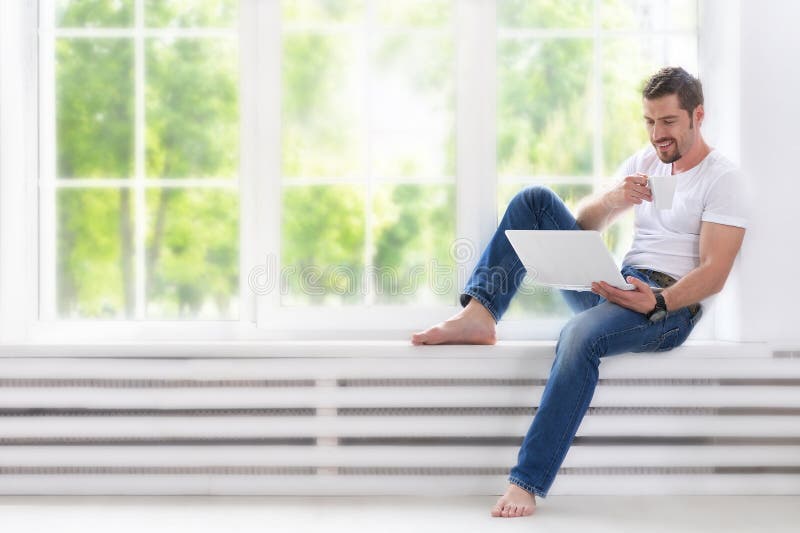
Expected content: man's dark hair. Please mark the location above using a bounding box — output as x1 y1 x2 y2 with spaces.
642 67 704 123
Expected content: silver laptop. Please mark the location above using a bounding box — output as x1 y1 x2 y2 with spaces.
505 230 642 292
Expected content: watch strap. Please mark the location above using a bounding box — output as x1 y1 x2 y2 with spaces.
646 293 667 320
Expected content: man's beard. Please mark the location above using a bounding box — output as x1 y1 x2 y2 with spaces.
658 149 683 164
657 124 693 164
654 138 682 163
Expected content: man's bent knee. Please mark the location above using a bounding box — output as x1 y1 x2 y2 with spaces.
513 185 557 209
556 318 604 365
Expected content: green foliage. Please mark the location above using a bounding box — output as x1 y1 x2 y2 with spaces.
282 34 363 178
497 38 594 176
282 0 365 22
498 0 594 28
146 189 239 318
57 189 129 318
372 185 456 304
56 0 133 27
281 186 366 305
376 0 452 26
145 0 238 27
57 39 134 178
146 38 238 178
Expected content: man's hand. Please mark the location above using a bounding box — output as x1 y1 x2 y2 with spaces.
604 173 653 209
591 276 657 314
576 173 652 231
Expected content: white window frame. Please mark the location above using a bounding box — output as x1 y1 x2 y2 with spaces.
0 0 718 344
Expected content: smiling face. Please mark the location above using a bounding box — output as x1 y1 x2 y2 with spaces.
643 93 703 164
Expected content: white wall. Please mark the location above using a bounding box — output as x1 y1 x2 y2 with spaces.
715 0 800 343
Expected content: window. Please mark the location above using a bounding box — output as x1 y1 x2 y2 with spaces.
25 0 699 340
40 0 240 320
279 0 457 308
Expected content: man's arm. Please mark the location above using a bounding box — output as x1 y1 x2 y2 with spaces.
660 221 746 311
576 174 651 231
591 221 746 314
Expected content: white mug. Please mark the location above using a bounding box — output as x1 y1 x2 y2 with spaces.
646 175 678 210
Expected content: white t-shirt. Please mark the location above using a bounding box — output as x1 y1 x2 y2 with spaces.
615 146 749 307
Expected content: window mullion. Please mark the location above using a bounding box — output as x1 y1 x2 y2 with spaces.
37 0 57 323
254 0 283 329
238 0 259 324
134 0 146 319
593 0 605 185
363 1 375 306
456 0 497 275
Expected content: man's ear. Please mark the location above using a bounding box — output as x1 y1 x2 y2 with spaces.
694 104 704 128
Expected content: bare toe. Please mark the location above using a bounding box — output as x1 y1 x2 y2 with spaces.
491 496 506 517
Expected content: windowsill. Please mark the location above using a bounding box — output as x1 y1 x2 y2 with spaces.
0 339 771 359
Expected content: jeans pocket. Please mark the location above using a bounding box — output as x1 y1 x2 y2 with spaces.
639 327 682 353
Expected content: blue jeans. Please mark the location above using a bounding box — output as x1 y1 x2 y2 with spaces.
461 186 703 498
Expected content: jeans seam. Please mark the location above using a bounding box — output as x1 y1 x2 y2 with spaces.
582 318 649 366
537 206 576 231
461 289 500 323
538 354 592 493
508 475 547 499
535 320 648 490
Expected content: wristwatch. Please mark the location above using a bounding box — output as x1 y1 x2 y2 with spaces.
646 293 668 322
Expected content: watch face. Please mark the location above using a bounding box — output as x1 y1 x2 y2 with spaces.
649 309 668 322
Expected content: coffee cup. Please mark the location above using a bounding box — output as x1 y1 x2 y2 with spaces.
646 175 678 210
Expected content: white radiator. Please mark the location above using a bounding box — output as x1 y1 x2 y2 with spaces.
1 342 799 496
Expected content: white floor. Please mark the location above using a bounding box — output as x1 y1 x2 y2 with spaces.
0 495 798 533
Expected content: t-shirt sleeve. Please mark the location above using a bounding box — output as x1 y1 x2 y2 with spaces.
701 169 749 228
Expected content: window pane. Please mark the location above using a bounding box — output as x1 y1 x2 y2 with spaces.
57 39 134 179
605 210 635 264
282 34 363 179
57 189 133 318
372 33 455 179
145 0 238 28
372 184 456 305
498 0 594 29
145 189 239 318
602 0 697 31
376 0 452 26
146 39 238 179
282 0 364 23
281 186 366 306
497 184 591 318
602 37 698 175
56 0 134 27
498 38 594 177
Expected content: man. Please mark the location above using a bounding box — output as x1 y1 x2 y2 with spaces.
411 67 748 518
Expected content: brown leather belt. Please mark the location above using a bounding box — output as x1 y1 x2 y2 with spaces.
636 269 701 317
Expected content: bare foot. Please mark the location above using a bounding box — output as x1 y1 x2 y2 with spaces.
410 299 497 345
490 483 536 518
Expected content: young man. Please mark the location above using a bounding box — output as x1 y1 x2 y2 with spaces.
411 67 748 518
